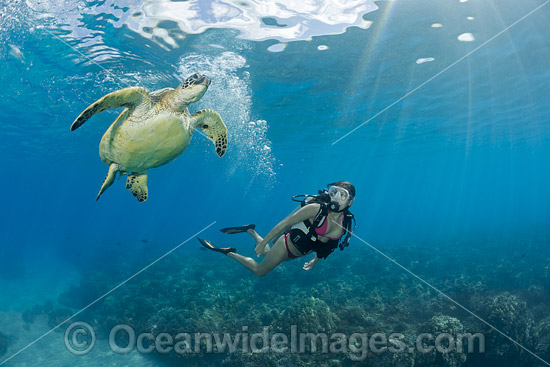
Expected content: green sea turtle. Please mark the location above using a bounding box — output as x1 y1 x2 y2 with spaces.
70 73 227 202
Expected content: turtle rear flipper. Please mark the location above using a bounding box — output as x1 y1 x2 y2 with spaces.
96 163 120 201
126 171 149 202
71 86 150 131
192 109 228 157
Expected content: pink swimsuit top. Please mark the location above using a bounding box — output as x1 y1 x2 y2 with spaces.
314 214 343 240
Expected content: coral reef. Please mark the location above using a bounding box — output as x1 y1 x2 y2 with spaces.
534 317 550 363
414 315 467 367
474 292 535 366
58 271 115 309
21 301 74 333
42 234 550 366
277 296 339 334
47 308 73 330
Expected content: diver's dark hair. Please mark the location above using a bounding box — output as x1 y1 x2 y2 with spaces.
329 181 356 198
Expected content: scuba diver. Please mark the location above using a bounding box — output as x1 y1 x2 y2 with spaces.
197 181 356 277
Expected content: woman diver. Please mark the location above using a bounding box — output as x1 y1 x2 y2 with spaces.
197 181 356 277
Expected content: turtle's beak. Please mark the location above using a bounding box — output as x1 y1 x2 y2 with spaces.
197 75 211 87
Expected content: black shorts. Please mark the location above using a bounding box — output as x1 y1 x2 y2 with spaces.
287 228 340 259
287 228 314 255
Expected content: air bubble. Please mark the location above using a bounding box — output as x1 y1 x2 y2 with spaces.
177 52 276 184
458 33 475 42
267 43 287 52
416 58 435 64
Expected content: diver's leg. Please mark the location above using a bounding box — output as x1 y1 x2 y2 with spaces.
247 228 270 253
227 236 288 277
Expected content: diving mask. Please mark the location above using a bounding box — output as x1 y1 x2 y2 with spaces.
328 185 351 202
327 185 352 212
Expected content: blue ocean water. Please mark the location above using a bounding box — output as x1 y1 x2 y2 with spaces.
1 0 549 366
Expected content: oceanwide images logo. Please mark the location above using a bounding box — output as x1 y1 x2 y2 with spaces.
64 322 485 361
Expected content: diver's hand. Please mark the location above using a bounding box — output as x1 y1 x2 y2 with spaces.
255 241 267 257
303 257 319 271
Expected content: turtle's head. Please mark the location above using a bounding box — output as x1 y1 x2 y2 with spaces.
175 73 211 107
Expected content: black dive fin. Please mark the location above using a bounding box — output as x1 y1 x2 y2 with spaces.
220 224 256 234
197 238 236 255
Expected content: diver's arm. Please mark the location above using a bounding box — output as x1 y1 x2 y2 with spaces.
255 204 320 256
262 204 320 245
303 255 319 271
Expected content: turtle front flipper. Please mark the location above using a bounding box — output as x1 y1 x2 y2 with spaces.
126 171 148 202
192 109 228 157
71 86 150 131
97 163 120 201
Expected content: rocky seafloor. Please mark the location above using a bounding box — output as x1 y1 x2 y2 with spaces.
12 234 550 367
